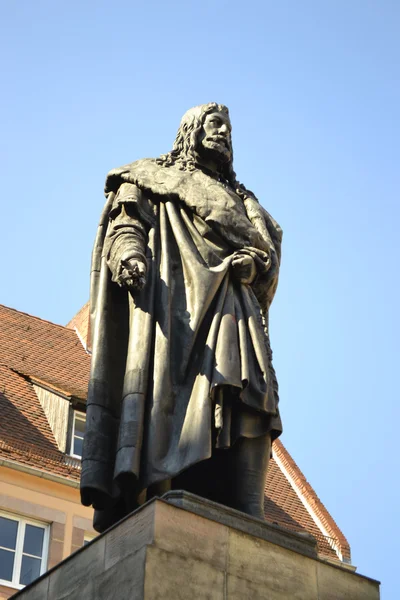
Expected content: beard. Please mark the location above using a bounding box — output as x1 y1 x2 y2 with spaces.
198 136 232 165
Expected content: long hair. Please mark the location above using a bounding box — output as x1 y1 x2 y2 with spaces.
156 103 240 184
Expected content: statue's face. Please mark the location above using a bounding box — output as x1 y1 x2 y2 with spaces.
197 111 232 165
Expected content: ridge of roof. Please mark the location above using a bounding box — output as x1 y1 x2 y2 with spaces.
0 366 73 399
264 454 338 559
30 376 73 399
273 439 351 561
0 303 73 333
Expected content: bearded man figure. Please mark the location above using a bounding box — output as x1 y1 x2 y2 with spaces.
80 103 283 532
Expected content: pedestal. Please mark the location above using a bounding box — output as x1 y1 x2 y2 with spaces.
12 492 380 600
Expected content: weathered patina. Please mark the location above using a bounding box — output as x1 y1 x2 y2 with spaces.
80 104 283 531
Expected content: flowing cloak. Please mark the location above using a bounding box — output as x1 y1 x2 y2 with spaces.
80 158 283 522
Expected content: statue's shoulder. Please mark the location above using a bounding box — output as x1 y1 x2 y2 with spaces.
104 158 159 194
105 158 189 198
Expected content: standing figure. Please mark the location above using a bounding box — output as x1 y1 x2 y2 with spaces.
80 103 283 532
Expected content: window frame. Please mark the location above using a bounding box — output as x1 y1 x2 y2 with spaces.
70 410 86 459
0 511 49 590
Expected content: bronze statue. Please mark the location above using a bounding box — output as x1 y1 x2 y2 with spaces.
80 103 283 532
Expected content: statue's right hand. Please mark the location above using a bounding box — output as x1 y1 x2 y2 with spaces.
117 257 147 291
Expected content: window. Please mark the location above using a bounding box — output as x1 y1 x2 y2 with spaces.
0 513 49 589
70 411 86 458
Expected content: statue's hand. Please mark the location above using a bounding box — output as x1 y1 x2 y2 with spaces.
231 254 257 285
118 258 147 291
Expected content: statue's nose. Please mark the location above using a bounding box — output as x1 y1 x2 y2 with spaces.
219 123 229 135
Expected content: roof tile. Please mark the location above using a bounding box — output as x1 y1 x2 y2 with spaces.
0 365 80 481
0 304 90 399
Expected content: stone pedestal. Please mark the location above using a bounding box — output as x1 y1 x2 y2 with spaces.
13 492 380 600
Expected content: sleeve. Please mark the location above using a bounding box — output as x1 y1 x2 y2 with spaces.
252 207 282 312
104 182 154 285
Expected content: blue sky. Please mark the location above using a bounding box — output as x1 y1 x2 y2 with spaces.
1 1 399 596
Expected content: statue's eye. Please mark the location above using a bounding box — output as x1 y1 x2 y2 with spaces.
210 118 220 126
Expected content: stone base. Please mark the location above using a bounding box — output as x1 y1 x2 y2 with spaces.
13 492 380 600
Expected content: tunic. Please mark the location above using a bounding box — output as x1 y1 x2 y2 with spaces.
80 158 282 516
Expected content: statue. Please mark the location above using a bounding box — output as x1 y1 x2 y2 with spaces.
80 103 283 532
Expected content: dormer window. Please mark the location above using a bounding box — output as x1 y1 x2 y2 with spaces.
70 411 85 458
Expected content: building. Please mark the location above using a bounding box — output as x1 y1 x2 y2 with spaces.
0 303 351 598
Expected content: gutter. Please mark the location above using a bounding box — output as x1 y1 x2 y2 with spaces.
0 457 80 489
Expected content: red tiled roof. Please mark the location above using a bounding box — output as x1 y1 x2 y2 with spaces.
273 440 351 561
66 302 90 350
266 454 340 559
0 365 80 481
0 304 90 399
0 303 351 563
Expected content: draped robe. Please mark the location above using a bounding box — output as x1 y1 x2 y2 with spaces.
80 159 283 525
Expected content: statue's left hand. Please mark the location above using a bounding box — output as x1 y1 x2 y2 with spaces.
118 257 147 291
231 254 257 285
